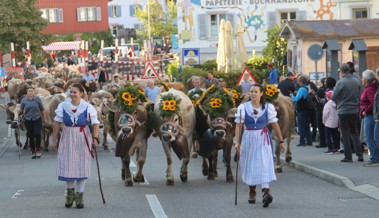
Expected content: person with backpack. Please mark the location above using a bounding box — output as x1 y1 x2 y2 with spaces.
290 75 312 146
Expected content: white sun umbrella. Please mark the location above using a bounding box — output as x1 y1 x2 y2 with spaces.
236 22 247 69
217 19 226 72
225 21 234 73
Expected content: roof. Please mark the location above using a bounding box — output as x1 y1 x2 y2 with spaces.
41 41 81 51
280 19 379 40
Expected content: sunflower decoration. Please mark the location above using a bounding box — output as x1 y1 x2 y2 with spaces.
156 81 170 91
115 83 150 114
188 90 205 107
159 93 182 117
265 84 280 102
201 86 233 117
228 86 242 108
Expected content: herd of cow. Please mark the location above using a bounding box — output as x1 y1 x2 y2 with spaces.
0 63 295 187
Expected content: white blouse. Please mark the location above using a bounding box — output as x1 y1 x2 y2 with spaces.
54 99 100 125
235 102 278 124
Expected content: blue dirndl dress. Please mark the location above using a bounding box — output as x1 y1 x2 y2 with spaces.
236 102 277 186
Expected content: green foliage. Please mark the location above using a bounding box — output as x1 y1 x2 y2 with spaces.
180 66 208 86
245 56 269 84
115 83 149 114
135 0 177 41
166 60 180 79
262 25 288 77
0 0 52 61
195 59 217 72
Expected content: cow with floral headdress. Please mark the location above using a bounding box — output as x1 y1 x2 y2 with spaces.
152 89 196 185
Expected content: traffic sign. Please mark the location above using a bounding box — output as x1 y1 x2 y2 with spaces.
236 67 257 85
142 62 159 79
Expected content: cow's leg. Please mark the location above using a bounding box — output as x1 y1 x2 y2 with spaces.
102 123 109 150
225 141 234 183
180 138 190 183
43 128 51 152
122 155 133 187
162 142 174 185
192 139 199 158
14 127 23 148
274 140 283 173
134 140 147 183
213 150 218 178
202 157 209 176
285 137 292 163
207 152 216 180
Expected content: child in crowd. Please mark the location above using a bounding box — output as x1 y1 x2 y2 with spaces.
322 91 340 154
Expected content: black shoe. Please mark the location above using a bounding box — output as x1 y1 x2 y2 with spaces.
306 143 313 146
341 158 352 162
358 157 364 162
296 144 306 147
316 145 326 148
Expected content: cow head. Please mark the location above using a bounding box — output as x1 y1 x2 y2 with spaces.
5 103 25 130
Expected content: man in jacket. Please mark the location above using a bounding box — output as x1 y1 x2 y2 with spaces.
332 63 363 162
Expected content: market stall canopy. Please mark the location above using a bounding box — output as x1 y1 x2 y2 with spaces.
42 41 80 51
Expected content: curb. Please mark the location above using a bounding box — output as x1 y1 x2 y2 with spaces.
280 157 379 200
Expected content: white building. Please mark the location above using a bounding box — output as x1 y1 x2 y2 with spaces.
108 0 170 42
176 0 379 62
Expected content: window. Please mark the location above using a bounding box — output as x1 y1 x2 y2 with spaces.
352 8 368 19
197 13 234 40
109 5 121 18
134 24 142 30
210 14 226 39
130 4 142 17
40 8 63 23
280 11 296 24
77 7 101 22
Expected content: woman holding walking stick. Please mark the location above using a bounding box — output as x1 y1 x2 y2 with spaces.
234 84 285 208
52 83 100 209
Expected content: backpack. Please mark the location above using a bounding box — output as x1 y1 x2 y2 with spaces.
307 86 317 110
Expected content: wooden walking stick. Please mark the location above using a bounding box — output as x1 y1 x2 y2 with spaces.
94 146 106 204
235 109 243 206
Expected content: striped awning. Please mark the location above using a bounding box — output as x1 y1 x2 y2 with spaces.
42 41 80 51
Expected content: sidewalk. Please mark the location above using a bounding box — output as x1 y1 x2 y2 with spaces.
282 134 379 200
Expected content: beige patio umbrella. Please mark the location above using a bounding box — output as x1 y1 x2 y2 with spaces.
225 21 234 73
217 19 226 72
235 22 247 69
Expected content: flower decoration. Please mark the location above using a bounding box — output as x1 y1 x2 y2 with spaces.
228 86 242 108
188 90 205 107
157 81 170 91
253 109 258 115
159 93 182 117
265 84 279 102
115 83 150 114
201 85 233 117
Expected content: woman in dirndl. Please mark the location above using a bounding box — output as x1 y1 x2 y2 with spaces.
52 83 100 209
235 84 285 208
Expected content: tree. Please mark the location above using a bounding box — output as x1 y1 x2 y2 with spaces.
135 0 177 42
0 0 52 63
262 25 288 75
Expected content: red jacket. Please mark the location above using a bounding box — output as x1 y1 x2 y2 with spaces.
360 83 378 117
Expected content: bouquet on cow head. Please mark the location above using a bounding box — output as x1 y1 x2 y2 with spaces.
188 90 205 107
201 86 233 118
159 93 182 117
115 83 150 114
228 86 242 108
265 84 279 102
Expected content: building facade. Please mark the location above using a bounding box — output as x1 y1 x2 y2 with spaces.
108 0 169 41
36 0 110 34
176 0 379 62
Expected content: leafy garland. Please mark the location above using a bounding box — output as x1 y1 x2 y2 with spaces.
188 90 205 107
159 92 182 117
156 81 170 91
228 86 242 108
265 84 279 102
200 85 233 117
115 83 150 114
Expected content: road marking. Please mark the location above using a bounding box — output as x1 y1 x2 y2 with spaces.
12 190 24 199
146 194 167 218
130 160 136 168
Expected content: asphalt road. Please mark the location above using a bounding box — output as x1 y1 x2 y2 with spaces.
0 93 377 218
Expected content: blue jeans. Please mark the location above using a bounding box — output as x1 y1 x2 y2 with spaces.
297 111 312 145
371 120 379 163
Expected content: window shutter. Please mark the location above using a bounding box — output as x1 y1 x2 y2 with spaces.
267 11 277 30
296 11 307 20
58 9 63 22
108 6 112 17
129 5 134 17
77 8 82 21
198 14 207 40
97 7 101 21
116 5 121 17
